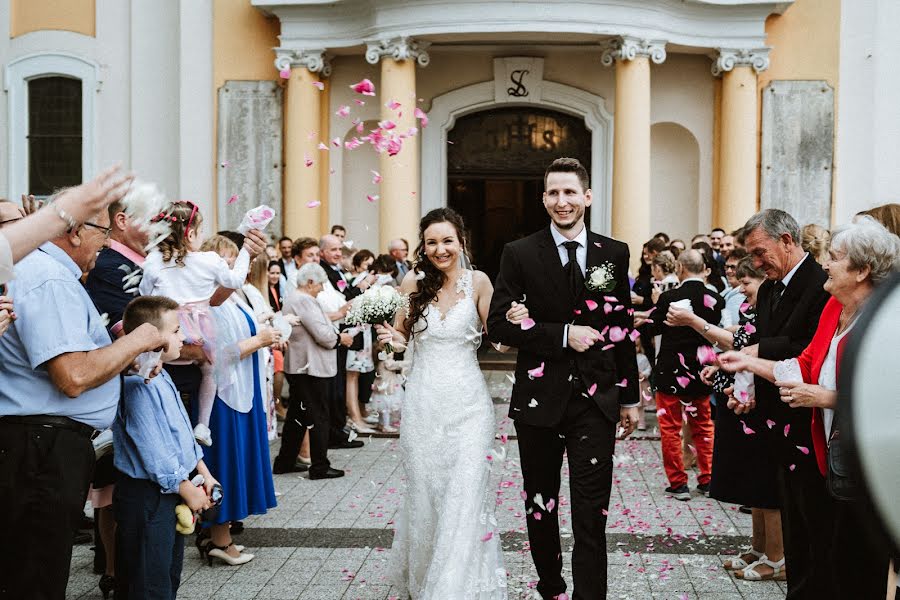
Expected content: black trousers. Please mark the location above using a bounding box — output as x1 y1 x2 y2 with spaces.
113 477 184 600
329 349 350 442
831 499 892 599
515 386 617 600
276 374 331 475
777 463 837 599
0 420 95 600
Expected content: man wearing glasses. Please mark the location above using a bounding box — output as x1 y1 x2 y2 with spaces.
0 195 165 598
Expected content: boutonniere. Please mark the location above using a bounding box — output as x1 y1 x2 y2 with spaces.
586 263 616 292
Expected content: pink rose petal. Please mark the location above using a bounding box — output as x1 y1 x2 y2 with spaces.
766 419 776 429
227 194 238 205
335 105 350 117
587 383 597 396
789 464 796 471
312 81 324 90
703 294 716 309
615 378 628 388
304 155 314 167
480 531 493 542
349 78 375 96
740 420 755 435
317 142 329 151
520 318 536 331
629 329 641 342
697 345 717 365
279 67 291 79
585 299 598 311
603 303 613 314
784 424 791 437
366 194 379 203
743 322 756 334
533 512 542 521
676 375 691 389
796 445 809 455
336 280 347 292
306 200 321 208
546 498 556 512
386 100 401 110
371 170 382 184
527 362 545 379
609 326 626 342
601 344 615 351
414 107 428 128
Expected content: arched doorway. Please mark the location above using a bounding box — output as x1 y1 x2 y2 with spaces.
447 107 591 280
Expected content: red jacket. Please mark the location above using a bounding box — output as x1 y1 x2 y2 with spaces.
792 296 844 476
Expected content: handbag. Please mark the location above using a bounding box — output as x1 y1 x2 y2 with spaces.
826 427 861 501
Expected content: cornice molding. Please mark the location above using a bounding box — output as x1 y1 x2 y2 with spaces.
600 36 667 66
364 37 431 66
273 47 332 76
711 47 770 76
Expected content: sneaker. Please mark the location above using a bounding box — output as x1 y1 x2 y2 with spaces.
665 485 691 501
696 482 710 496
92 429 114 459
193 423 213 447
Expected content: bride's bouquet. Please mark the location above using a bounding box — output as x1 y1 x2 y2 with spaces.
344 286 409 353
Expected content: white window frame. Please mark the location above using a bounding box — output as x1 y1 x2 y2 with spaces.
4 52 99 198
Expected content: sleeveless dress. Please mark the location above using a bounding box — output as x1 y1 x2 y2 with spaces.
388 270 508 599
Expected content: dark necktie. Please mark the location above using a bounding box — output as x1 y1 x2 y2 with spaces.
770 280 786 314
563 241 584 298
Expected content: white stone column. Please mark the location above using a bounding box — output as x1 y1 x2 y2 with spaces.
365 37 430 252
601 36 666 271
712 48 769 232
276 48 332 238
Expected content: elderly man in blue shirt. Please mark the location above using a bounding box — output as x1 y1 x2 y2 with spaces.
0 198 165 599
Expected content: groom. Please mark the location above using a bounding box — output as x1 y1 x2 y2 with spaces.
488 157 639 599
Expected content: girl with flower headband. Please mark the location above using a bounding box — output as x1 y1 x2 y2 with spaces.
139 200 254 446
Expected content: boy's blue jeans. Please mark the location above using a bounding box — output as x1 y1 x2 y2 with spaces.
114 476 184 600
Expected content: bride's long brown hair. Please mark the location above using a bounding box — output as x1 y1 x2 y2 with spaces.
403 208 470 338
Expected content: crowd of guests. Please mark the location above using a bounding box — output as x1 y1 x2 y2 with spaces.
632 204 900 597
0 167 414 598
1 164 898 599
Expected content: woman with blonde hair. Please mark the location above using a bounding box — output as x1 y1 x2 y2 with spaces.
800 223 831 265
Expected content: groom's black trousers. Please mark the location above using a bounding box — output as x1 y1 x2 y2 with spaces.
515 381 617 600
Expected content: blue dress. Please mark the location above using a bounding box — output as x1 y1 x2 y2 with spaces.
199 303 277 524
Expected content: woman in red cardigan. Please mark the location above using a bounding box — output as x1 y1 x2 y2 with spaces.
719 216 899 598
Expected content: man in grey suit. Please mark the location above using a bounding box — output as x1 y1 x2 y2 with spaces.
388 238 411 284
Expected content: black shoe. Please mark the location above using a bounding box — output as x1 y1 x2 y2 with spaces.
739 504 753 514
696 483 710 496
98 574 115 599
664 485 691 501
272 462 309 474
309 467 345 480
329 439 364 449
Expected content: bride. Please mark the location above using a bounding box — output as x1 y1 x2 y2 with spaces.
375 208 527 599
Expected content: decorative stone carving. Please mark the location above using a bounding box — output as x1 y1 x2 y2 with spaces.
365 37 431 66
273 47 332 76
217 81 284 238
493 57 545 104
760 80 834 228
711 48 770 76
600 36 667 66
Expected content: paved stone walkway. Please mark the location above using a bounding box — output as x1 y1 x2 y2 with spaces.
67 371 786 599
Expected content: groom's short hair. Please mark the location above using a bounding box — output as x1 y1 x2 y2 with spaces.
544 157 589 192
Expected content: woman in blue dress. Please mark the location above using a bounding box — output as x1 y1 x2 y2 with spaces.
198 293 280 565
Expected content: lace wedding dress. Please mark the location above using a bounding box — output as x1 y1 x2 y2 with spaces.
388 269 508 599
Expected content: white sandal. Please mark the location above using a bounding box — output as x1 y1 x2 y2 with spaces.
724 547 763 571
737 555 786 581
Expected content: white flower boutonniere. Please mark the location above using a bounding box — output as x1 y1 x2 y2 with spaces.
586 262 616 293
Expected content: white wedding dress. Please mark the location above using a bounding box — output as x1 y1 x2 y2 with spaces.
388 269 508 599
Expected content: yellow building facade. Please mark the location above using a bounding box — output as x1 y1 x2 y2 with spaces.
1 0 895 274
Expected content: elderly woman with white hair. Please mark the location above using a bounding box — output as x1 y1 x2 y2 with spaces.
720 216 900 597
273 262 353 479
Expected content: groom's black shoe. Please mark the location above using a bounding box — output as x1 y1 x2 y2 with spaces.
329 439 364 449
272 461 309 474
309 468 345 480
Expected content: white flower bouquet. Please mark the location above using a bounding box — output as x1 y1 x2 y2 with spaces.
344 286 409 353
586 262 616 293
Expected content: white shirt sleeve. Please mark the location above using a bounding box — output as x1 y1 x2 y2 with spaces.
0 233 13 285
211 248 251 290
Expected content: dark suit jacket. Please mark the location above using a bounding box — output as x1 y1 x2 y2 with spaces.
754 254 830 473
487 227 638 426
642 280 724 397
84 246 141 329
319 259 364 351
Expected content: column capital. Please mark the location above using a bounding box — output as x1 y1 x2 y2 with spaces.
600 36 667 67
365 37 431 67
711 48 770 77
274 48 333 77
